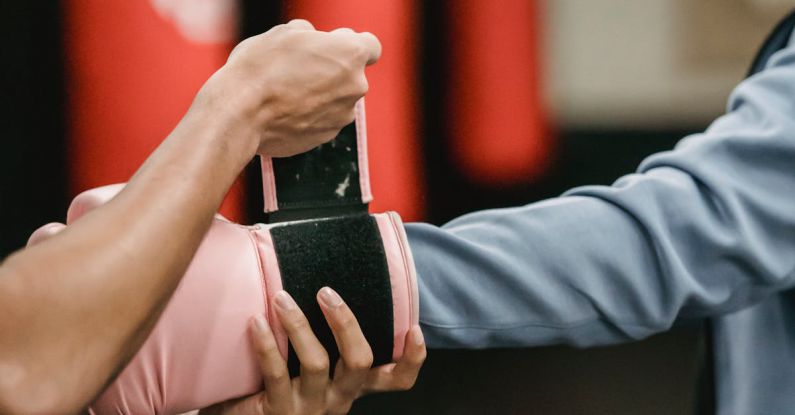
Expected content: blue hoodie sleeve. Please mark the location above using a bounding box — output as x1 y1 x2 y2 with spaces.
407 42 795 349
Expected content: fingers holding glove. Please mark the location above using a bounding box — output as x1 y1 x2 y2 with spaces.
202 288 425 415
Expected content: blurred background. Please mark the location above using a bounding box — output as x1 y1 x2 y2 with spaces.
2 0 793 413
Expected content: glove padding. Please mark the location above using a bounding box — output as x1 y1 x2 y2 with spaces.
48 183 418 414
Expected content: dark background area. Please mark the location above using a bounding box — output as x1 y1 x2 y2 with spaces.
1 1 715 413
1 1 68 256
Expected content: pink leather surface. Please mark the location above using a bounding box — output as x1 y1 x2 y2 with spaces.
389 211 420 331
374 212 418 361
74 186 266 414
251 228 289 359
355 99 373 203
92 219 267 414
260 156 279 213
67 184 418 414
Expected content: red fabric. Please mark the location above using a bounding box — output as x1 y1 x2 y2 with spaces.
285 0 425 221
63 0 243 220
447 0 553 185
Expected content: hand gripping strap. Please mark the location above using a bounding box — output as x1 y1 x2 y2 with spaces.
260 100 373 222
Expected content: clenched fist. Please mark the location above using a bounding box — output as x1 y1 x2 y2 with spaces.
197 19 381 157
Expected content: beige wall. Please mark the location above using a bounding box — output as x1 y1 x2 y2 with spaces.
546 0 795 128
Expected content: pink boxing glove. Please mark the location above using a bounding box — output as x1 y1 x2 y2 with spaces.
25 100 419 414
63 183 418 414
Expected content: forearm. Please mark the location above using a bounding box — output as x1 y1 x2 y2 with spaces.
411 42 795 350
0 95 257 412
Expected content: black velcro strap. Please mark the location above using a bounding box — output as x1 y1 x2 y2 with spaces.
270 214 394 377
267 123 367 223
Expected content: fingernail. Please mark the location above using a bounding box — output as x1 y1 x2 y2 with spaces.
252 314 269 332
274 290 297 311
413 326 424 346
319 286 343 308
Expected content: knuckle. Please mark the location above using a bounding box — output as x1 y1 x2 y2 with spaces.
291 117 312 134
337 312 358 329
358 32 380 54
347 352 374 371
285 316 310 332
229 38 251 58
359 31 376 40
267 23 288 34
355 76 369 95
263 368 289 384
288 18 314 29
353 42 370 60
413 348 428 364
303 356 330 374
239 36 256 47
255 338 279 357
395 376 416 391
337 37 363 57
334 27 355 34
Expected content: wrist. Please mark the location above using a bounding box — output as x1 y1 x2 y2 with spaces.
196 67 277 153
186 76 265 163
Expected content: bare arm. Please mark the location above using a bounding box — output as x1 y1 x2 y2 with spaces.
0 20 380 414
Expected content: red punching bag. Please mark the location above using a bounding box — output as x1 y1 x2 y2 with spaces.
446 0 554 186
63 0 244 220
